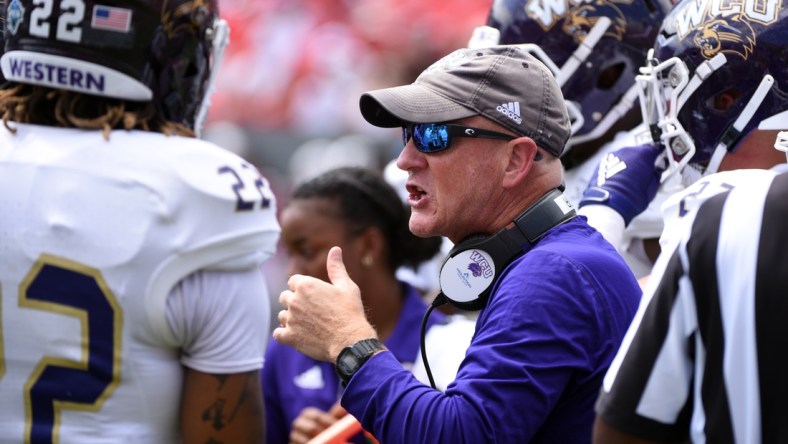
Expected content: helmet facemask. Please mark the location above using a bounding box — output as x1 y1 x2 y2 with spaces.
637 49 705 184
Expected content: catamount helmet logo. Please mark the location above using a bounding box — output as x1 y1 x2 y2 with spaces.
562 0 627 42
670 0 781 60
692 16 756 59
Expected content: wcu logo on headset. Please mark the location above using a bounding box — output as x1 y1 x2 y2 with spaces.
441 248 497 304
468 252 494 278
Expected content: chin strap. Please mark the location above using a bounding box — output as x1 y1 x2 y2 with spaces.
705 75 775 175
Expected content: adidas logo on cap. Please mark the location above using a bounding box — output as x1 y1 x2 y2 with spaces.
496 102 522 124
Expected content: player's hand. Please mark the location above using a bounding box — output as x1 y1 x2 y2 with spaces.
579 144 664 226
288 404 347 444
273 246 378 363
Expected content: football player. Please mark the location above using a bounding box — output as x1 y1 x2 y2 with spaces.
594 1 788 441
469 0 675 277
579 0 788 259
0 0 279 442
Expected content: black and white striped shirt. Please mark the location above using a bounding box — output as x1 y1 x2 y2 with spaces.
596 168 788 443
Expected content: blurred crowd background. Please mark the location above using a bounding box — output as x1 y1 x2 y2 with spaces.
202 0 490 303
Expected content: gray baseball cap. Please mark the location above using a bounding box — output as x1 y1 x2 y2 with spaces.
359 45 571 157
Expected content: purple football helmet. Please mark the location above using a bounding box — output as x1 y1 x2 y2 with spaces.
0 0 229 133
471 0 671 150
637 0 788 182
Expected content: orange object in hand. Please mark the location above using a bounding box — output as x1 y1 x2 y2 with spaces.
306 413 379 444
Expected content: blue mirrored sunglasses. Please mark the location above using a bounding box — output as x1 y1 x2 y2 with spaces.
402 123 517 154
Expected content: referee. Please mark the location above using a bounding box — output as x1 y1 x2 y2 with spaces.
594 167 788 443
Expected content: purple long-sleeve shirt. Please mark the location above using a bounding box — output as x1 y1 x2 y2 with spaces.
262 283 444 444
342 217 641 443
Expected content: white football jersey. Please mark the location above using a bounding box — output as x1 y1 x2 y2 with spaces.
0 124 280 442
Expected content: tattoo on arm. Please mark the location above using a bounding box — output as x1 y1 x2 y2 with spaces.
201 372 259 432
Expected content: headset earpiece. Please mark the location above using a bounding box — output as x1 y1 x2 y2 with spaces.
439 235 498 311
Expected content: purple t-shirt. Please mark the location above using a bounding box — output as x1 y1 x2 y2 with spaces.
262 283 445 444
342 217 641 443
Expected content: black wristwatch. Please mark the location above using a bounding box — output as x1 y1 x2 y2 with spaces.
335 338 386 387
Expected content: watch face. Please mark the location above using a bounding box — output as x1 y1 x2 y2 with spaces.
335 338 384 386
338 353 359 373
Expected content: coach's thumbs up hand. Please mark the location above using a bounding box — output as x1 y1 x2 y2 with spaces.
274 246 378 363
